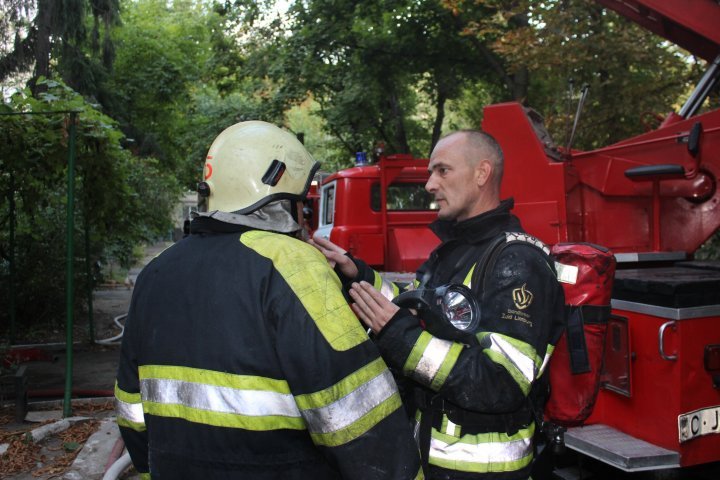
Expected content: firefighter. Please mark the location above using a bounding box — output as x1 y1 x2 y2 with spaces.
114 121 422 479
313 130 565 479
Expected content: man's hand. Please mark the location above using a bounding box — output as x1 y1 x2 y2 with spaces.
309 235 359 279
349 281 400 334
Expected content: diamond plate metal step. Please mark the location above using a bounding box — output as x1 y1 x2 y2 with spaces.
564 424 680 472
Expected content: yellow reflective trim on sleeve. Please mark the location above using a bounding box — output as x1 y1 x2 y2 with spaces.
116 416 146 432
372 270 400 299
242 230 368 351
429 342 463 391
403 331 432 375
415 465 425 479
294 357 387 410
114 381 146 431
476 332 540 395
114 381 141 404
296 358 400 444
309 391 402 447
403 332 462 390
139 473 151 480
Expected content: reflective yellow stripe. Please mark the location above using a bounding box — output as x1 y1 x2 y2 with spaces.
138 365 305 431
373 270 399 300
538 344 555 377
140 365 292 392
139 473 151 480
428 422 535 473
114 382 145 431
296 357 402 446
463 264 475 287
403 331 463 390
477 332 540 395
242 230 368 351
309 391 402 447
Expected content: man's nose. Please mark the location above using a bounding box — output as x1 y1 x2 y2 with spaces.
425 174 437 193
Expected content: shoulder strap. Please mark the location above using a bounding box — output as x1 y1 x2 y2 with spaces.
469 233 507 294
470 232 552 296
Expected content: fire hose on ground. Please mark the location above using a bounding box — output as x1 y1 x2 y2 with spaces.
94 313 128 345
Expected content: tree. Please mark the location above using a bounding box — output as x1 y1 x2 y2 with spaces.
0 79 179 335
229 0 493 163
0 0 120 94
453 0 698 150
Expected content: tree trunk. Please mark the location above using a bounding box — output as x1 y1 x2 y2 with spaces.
430 89 447 156
387 87 409 154
31 0 54 95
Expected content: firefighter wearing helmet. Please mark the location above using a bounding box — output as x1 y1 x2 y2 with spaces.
115 121 422 479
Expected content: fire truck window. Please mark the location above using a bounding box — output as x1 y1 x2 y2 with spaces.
371 184 438 212
323 185 335 225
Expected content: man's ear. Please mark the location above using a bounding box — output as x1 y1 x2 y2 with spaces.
476 159 493 187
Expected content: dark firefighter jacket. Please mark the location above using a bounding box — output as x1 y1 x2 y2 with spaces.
114 217 422 480
345 199 566 480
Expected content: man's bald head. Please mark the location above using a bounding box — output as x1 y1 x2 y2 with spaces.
440 130 504 190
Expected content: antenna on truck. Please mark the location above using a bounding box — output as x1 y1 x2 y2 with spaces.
565 82 590 156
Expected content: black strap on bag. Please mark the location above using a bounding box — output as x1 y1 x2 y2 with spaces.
565 305 611 374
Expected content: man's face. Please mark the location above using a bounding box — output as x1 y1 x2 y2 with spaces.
426 135 482 222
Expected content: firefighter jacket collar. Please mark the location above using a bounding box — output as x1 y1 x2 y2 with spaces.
194 199 301 234
429 198 520 244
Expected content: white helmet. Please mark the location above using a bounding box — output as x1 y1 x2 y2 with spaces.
198 121 319 214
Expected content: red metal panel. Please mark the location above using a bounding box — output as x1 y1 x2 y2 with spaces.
483 103 570 245
596 0 720 62
386 227 440 273
486 102 720 254
590 308 720 467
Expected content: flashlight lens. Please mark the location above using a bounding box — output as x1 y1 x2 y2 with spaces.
443 290 474 331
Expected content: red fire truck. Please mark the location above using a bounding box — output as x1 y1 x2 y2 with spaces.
313 153 440 274
314 0 720 474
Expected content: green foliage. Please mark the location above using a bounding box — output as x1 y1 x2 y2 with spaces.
236 0 488 161
0 79 180 336
99 0 218 187
458 0 698 150
696 232 720 260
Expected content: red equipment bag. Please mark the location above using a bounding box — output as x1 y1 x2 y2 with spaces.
544 243 616 427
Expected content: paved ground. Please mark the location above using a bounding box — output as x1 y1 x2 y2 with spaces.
0 242 171 480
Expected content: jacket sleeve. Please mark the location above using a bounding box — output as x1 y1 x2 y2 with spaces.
336 253 415 298
375 244 565 413
265 241 423 480
114 288 150 477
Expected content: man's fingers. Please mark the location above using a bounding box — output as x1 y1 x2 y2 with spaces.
350 302 371 327
312 235 347 254
350 282 383 312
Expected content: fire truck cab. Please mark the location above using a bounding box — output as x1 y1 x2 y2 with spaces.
313 0 720 474
313 153 439 274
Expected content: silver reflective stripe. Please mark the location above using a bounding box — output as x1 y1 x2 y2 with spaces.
379 279 396 301
429 434 532 464
488 334 536 383
115 397 145 424
413 337 454 384
302 369 396 434
538 351 552 377
141 378 301 418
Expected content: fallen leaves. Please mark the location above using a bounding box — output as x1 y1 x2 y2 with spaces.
0 418 100 479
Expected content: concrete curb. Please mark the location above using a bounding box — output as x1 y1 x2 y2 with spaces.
62 417 121 480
